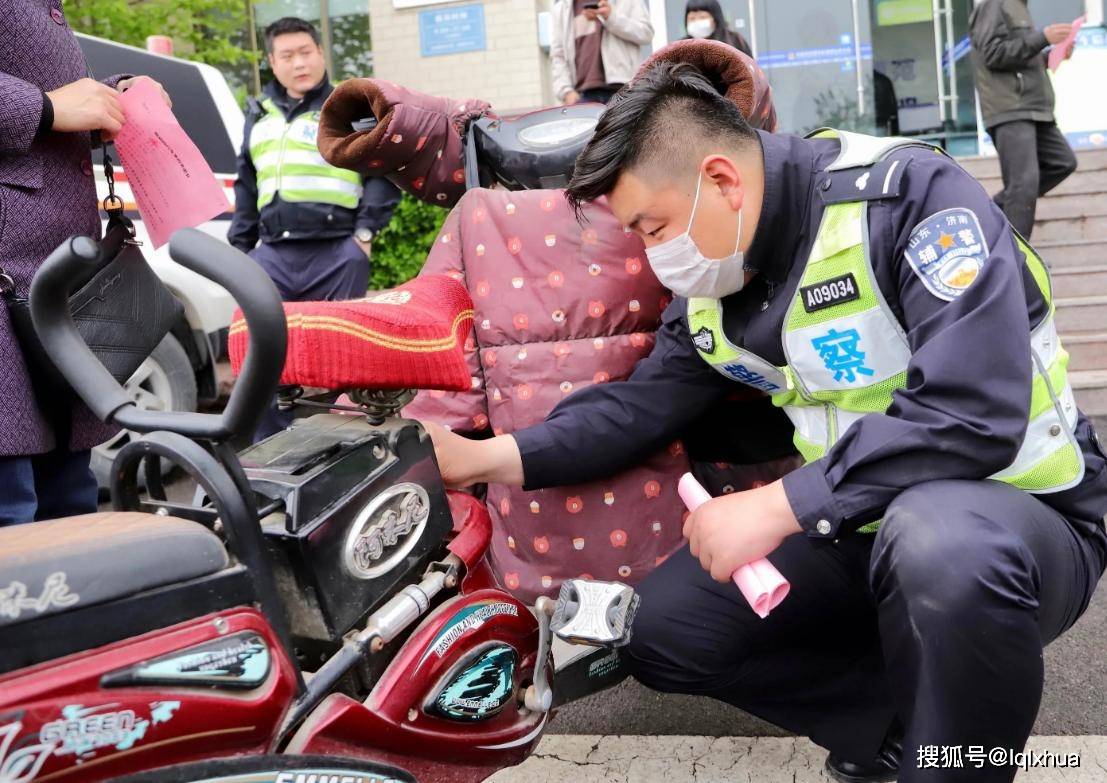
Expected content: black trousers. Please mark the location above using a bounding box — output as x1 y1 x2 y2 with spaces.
578 85 622 105
991 121 1077 239
249 236 371 442
626 480 1104 782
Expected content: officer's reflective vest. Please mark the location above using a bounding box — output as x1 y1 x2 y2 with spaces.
687 129 1083 532
248 96 363 210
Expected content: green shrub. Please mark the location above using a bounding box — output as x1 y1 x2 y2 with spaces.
370 194 449 290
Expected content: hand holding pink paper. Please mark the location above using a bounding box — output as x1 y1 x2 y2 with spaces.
1048 16 1085 72
678 473 790 619
112 78 230 248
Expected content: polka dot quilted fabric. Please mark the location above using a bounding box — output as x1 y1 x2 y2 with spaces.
405 188 689 601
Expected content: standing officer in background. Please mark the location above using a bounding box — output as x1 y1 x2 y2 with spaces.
425 63 1107 782
969 0 1077 239
229 16 401 439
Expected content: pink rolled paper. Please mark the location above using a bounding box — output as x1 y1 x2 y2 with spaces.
678 473 790 618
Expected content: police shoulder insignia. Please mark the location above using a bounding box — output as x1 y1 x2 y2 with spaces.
691 326 716 355
903 207 990 301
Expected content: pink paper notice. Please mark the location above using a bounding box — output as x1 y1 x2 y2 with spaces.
113 78 231 248
1048 16 1085 72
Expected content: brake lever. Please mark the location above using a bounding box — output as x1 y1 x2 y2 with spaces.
523 596 555 712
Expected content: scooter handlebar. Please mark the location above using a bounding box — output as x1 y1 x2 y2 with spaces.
30 235 129 422
29 229 286 441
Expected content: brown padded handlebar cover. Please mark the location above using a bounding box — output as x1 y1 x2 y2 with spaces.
317 79 490 208
637 38 777 132
317 39 776 209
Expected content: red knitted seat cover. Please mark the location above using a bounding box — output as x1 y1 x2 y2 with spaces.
229 274 475 391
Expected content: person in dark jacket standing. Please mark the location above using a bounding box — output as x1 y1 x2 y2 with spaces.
969 0 1077 238
229 16 401 439
683 0 752 58
0 1 170 525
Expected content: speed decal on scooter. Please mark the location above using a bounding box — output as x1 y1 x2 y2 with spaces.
101 632 271 689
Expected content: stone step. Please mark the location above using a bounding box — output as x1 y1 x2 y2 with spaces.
958 146 1107 180
976 167 1107 198
1051 265 1107 298
1072 369 1107 416
1054 295 1107 333
1032 213 1107 243
1035 193 1107 221
1036 239 1107 269
1061 332 1107 371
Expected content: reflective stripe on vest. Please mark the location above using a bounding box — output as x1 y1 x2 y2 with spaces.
687 129 1084 531
249 97 363 210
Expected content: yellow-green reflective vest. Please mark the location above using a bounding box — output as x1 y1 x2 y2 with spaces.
687 129 1083 533
248 97 363 210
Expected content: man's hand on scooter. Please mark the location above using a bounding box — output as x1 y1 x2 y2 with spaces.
683 480 802 583
421 420 526 489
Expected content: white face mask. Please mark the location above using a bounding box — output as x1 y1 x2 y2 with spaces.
687 18 715 39
645 171 746 299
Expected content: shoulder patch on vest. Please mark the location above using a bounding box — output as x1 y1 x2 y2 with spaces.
819 157 910 204
800 273 861 313
903 208 990 301
692 326 716 354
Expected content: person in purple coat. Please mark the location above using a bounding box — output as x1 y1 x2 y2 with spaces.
0 1 169 525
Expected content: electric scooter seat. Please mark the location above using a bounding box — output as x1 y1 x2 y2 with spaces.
228 274 475 393
0 511 228 628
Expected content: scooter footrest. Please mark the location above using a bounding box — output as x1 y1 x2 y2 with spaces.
550 579 638 648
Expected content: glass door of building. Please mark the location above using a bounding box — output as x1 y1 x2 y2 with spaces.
869 0 977 153
746 0 876 136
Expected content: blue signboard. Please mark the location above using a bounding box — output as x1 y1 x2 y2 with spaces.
757 44 873 70
419 4 486 58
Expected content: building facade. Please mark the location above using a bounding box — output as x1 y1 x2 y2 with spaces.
651 0 1104 154
368 0 553 111
251 0 1106 155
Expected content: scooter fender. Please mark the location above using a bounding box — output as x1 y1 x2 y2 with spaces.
287 588 544 782
0 609 298 783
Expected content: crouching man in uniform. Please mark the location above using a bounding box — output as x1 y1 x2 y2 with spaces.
424 62 1107 782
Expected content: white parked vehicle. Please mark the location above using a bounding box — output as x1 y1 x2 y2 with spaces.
79 34 243 488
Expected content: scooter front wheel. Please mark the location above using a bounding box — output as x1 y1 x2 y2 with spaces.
109 754 416 783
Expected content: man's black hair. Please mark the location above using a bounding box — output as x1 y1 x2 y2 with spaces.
565 61 758 218
265 17 321 51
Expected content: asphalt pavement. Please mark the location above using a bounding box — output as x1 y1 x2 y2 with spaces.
546 583 1107 736
488 735 1107 782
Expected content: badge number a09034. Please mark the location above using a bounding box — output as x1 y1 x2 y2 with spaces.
800 272 861 313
